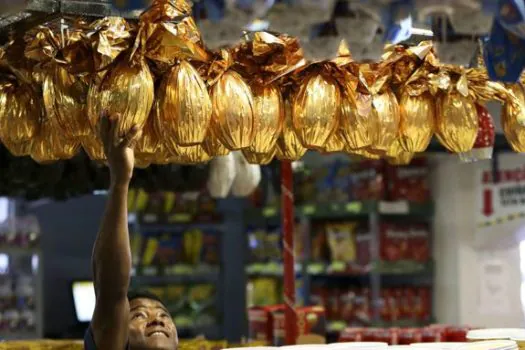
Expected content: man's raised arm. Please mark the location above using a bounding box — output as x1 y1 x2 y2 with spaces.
90 115 141 350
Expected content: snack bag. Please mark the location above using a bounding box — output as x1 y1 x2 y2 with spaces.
410 223 431 262
380 222 409 262
326 222 357 263
387 158 430 202
350 160 386 201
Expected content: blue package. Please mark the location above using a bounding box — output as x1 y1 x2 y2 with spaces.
383 0 413 44
484 17 525 82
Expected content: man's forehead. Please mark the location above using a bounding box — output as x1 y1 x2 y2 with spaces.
130 297 167 310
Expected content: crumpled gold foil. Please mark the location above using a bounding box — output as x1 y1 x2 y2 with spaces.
398 91 435 152
139 0 208 64
502 84 525 152
322 132 345 153
43 64 90 137
248 84 284 154
346 146 380 160
170 144 211 164
435 91 478 153
24 26 90 138
292 72 340 149
242 147 276 165
0 77 41 144
210 69 256 150
339 90 372 151
276 99 306 161
135 107 161 163
201 128 229 157
87 17 134 72
88 53 154 136
81 132 106 161
31 118 80 164
369 90 400 151
158 60 212 146
2 139 32 156
387 138 415 165
233 32 307 85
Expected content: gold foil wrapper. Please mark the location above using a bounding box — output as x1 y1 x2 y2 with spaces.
436 91 478 153
339 91 372 150
0 78 41 144
502 84 525 152
398 91 435 152
249 84 284 153
210 70 256 150
159 60 212 146
2 139 32 156
31 119 80 164
140 0 208 64
387 138 415 165
170 144 211 164
81 133 106 161
201 128 229 157
322 132 345 153
369 90 400 151
88 55 154 136
292 73 340 149
346 146 380 160
276 100 306 161
135 108 161 162
88 17 134 71
43 65 90 137
242 148 277 165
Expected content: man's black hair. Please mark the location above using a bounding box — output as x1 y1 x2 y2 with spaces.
127 289 166 307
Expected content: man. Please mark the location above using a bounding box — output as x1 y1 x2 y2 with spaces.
84 114 178 350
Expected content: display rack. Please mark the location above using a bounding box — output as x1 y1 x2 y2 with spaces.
127 196 247 342
244 158 435 343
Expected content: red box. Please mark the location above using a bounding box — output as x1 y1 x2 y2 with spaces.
272 306 326 346
248 305 284 343
409 223 431 262
421 326 444 342
380 223 409 262
387 158 430 203
339 327 364 342
398 328 423 345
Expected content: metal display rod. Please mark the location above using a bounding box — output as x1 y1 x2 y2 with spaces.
280 160 297 345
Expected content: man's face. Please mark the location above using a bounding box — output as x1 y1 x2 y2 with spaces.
128 298 178 350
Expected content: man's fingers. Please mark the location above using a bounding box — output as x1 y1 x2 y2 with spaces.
122 125 141 148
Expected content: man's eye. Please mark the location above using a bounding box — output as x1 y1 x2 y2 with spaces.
133 313 146 319
160 312 170 319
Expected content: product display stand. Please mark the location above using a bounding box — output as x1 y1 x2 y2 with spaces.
280 160 297 345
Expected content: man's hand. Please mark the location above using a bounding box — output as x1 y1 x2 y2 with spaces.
99 113 141 185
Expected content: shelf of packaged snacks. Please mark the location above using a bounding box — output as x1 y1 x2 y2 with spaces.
131 265 220 285
246 260 432 278
245 200 434 223
326 319 435 334
0 330 40 340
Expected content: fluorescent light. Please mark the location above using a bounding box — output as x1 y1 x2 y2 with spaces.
412 27 434 37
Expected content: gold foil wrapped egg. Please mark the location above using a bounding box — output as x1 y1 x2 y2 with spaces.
250 84 285 154
292 74 340 149
346 146 381 160
201 128 229 157
159 60 212 146
135 110 161 163
43 65 90 137
339 91 372 151
81 133 106 162
369 90 400 151
276 100 307 161
502 84 525 152
435 91 478 153
2 139 32 156
31 119 80 164
88 56 154 136
0 79 41 144
210 70 256 150
171 144 211 164
387 138 415 165
242 148 276 165
322 132 345 153
399 91 435 152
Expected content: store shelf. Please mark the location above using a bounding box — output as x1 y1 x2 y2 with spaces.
132 265 220 285
246 200 434 223
0 330 39 340
132 222 226 233
0 246 40 256
246 261 433 279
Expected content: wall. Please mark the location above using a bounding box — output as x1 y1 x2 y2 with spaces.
29 195 106 337
432 154 524 327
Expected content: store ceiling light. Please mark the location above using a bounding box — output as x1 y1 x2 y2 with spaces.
412 27 434 37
